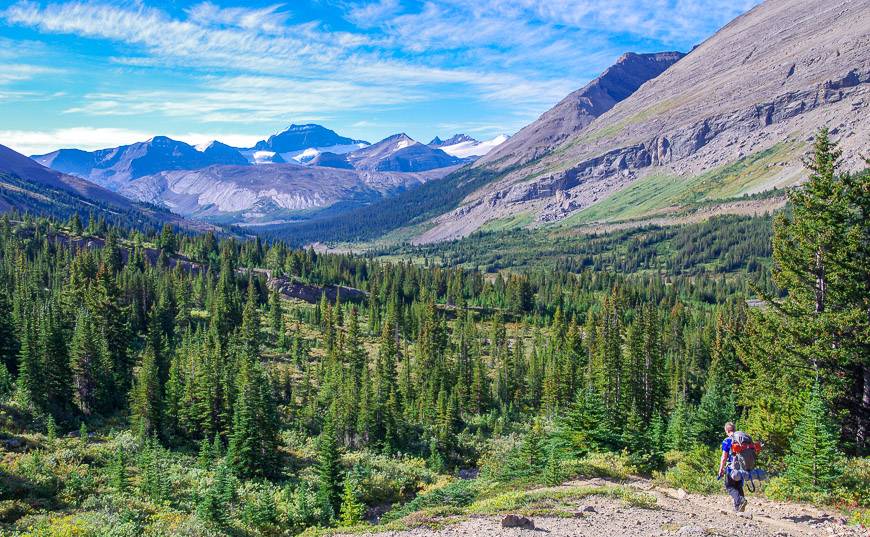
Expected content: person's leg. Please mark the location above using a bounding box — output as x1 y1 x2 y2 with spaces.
735 476 746 510
724 474 742 509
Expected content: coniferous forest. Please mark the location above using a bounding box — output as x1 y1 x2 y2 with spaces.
0 132 868 535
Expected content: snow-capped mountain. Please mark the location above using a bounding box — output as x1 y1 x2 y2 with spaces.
120 163 456 225
432 134 511 158
346 133 463 172
248 151 287 164
245 124 369 164
26 125 468 225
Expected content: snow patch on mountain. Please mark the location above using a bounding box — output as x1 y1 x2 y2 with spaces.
439 134 510 158
249 150 286 164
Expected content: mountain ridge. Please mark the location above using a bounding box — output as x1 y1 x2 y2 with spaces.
413 0 870 244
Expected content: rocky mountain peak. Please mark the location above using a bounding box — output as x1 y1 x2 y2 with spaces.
479 50 685 169
253 124 368 153
429 134 478 147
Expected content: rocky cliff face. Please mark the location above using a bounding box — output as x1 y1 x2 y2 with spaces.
415 0 870 244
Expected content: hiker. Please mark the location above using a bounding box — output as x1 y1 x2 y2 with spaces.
717 422 748 512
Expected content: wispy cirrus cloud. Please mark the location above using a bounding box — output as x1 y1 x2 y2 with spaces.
0 0 760 143
0 63 62 85
0 0 595 117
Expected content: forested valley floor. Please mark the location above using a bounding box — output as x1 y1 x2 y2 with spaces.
0 131 867 536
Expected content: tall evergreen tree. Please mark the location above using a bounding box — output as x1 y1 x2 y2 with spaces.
743 129 870 452
130 344 162 439
316 414 341 523
784 384 842 494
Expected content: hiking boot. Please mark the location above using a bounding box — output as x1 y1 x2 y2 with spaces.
737 498 748 512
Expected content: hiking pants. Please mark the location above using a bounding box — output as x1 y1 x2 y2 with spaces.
725 473 744 509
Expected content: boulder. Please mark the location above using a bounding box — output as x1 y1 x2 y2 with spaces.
501 514 535 530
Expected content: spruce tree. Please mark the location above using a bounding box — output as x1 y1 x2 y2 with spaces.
40 303 71 417
130 344 162 439
666 395 694 451
109 446 128 493
227 356 278 478
556 387 616 455
240 278 261 360
316 414 341 523
15 316 41 408
269 288 283 344
0 285 18 376
338 473 365 527
784 384 842 494
0 362 12 401
45 415 57 443
543 445 563 485
69 309 110 415
521 420 546 473
743 129 870 451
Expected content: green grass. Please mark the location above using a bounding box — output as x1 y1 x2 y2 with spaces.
560 141 802 226
479 212 535 233
560 172 689 225
680 140 802 203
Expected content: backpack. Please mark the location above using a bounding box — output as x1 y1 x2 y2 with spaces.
731 431 756 472
727 432 767 491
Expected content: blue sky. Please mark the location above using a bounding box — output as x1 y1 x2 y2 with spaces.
0 0 759 154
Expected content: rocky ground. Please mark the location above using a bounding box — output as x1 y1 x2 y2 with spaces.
339 477 865 537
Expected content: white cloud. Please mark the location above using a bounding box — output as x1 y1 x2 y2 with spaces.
0 127 153 155
1 0 597 116
0 63 61 85
0 127 263 155
0 0 760 138
185 2 291 33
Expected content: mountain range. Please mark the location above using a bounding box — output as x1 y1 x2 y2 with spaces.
254 0 868 247
5 0 868 244
26 127 491 225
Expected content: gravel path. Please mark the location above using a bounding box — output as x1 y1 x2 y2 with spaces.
339 477 864 537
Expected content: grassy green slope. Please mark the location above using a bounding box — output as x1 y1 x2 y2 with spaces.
560 141 801 226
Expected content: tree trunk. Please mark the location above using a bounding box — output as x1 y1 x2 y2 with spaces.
814 247 826 314
859 363 870 453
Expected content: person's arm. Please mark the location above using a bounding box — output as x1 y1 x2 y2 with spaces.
718 449 728 477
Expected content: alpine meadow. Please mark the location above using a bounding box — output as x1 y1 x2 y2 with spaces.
0 1 868 536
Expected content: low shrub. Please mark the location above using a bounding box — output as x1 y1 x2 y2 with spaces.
380 478 479 523
655 446 720 494
575 452 637 481
343 451 436 505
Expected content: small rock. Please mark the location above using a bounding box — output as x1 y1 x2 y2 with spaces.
676 525 705 536
675 488 688 500
501 515 535 530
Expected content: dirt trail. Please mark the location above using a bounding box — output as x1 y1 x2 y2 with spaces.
340 477 864 537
